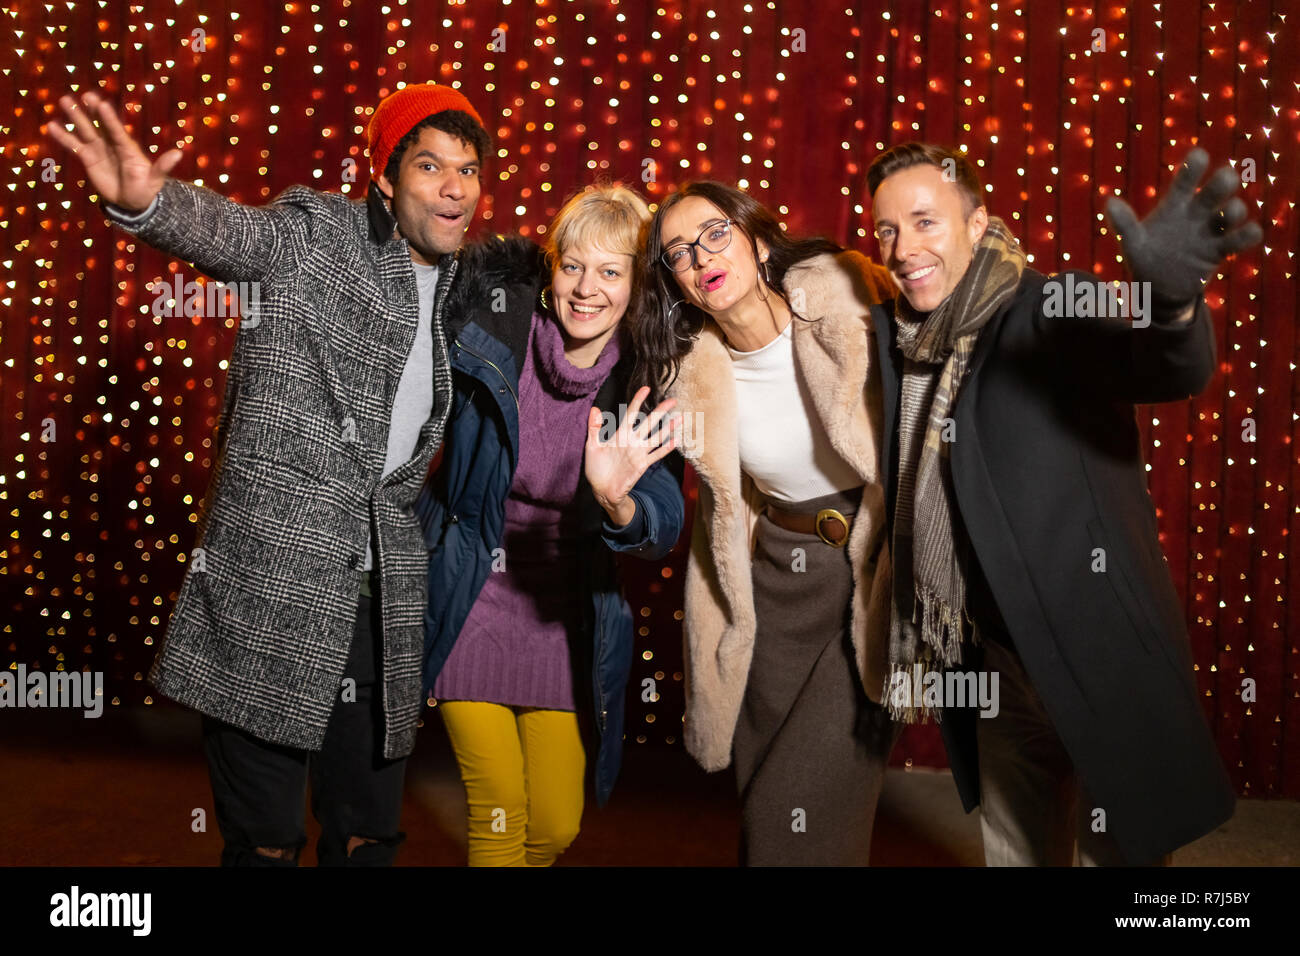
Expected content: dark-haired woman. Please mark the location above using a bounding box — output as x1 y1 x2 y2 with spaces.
632 182 898 865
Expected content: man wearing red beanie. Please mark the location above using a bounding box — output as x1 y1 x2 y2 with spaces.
46 81 491 866
366 82 489 264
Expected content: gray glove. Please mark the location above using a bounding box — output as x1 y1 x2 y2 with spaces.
1106 147 1263 314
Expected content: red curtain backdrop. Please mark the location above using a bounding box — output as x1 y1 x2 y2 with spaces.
3 0 1296 797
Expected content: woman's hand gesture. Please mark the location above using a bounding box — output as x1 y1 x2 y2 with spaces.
584 386 681 528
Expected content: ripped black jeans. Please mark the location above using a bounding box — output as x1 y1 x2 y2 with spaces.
201 585 408 866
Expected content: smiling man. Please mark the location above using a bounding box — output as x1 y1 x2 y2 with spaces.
866 142 1260 866
46 82 489 866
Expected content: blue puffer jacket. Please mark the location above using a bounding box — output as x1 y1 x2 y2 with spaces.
414 236 685 807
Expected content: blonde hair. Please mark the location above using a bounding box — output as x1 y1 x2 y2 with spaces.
543 182 651 269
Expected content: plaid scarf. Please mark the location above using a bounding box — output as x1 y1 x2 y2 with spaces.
884 216 1026 723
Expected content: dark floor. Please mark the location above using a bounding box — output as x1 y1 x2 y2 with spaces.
1 707 1295 866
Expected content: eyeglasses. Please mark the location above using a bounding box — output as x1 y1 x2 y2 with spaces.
660 219 735 272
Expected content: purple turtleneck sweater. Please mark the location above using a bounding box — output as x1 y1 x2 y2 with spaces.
432 310 623 711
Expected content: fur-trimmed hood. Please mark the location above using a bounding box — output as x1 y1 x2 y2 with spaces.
443 233 548 341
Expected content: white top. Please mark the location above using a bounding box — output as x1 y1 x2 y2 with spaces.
365 261 439 571
726 318 862 504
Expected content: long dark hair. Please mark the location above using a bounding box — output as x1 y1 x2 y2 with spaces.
630 181 841 403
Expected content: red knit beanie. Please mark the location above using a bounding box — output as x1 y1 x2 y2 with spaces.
366 83 485 181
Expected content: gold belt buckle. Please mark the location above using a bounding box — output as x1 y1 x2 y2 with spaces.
815 508 850 548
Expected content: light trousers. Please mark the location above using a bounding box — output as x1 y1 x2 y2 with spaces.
439 700 586 867
977 636 1170 867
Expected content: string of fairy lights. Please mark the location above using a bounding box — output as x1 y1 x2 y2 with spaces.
2 0 1294 793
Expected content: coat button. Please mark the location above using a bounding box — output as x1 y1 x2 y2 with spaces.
448 513 459 524
347 554 360 569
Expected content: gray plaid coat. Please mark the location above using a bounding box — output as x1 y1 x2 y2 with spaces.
107 179 457 759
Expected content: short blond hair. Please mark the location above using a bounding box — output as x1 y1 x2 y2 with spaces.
543 182 651 269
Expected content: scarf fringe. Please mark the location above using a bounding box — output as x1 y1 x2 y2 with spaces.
916 583 965 666
881 659 944 725
882 587 973 724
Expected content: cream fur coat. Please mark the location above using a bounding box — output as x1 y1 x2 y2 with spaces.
668 250 895 772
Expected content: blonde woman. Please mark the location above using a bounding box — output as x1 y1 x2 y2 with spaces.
415 184 684 866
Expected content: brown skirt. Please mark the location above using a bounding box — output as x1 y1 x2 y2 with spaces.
731 487 898 866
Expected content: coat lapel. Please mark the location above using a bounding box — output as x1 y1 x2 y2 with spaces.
785 251 883 487
671 321 740 506
668 322 757 608
870 300 901 520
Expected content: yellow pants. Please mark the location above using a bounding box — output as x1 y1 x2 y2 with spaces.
438 700 586 867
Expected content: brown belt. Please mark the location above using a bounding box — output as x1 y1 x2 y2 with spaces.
766 503 854 548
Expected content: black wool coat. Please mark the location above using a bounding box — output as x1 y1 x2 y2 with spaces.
872 268 1236 864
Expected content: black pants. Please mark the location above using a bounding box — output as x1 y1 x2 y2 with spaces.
201 588 408 866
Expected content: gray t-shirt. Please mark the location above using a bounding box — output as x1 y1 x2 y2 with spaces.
364 261 439 571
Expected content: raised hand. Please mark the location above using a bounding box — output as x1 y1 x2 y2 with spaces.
1106 147 1263 313
44 89 183 212
584 386 681 528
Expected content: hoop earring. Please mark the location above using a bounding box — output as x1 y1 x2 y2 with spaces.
671 303 703 344
761 258 771 285
539 285 553 313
